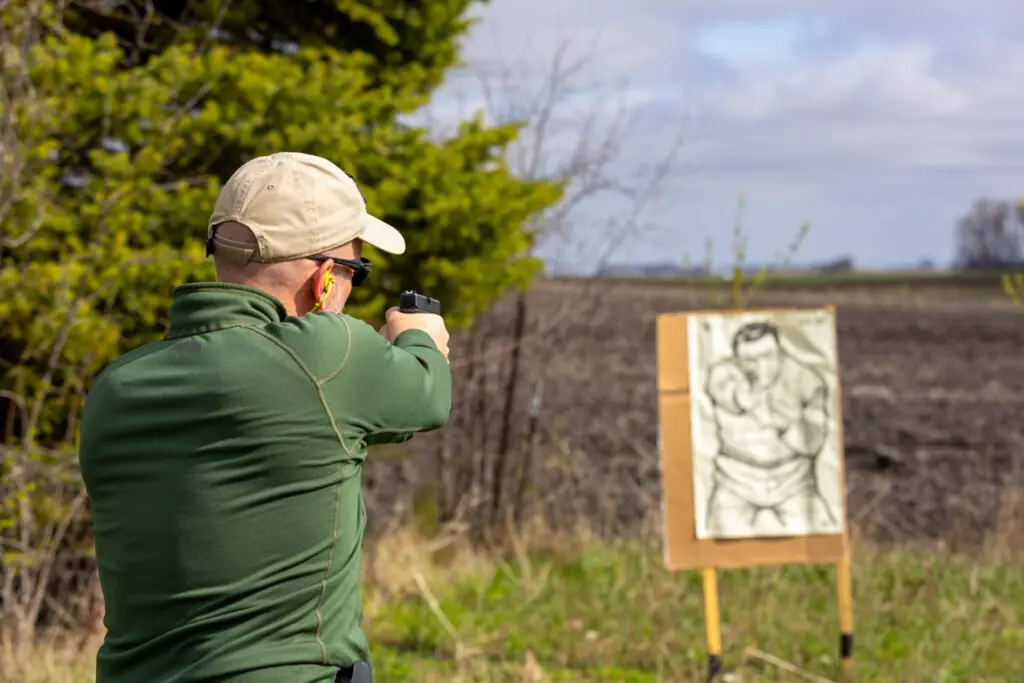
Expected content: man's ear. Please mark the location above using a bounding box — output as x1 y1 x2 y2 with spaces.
312 260 333 299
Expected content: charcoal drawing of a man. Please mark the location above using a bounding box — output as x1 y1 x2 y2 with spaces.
703 320 838 537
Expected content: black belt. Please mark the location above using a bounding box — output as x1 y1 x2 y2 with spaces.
334 661 372 683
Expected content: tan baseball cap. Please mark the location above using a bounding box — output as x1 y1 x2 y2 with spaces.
207 152 405 264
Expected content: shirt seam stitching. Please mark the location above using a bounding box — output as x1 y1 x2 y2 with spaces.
317 323 440 437
319 315 354 384
240 325 355 666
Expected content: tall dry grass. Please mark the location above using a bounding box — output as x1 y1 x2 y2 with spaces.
4 513 1023 683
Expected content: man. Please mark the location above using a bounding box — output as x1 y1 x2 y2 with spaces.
79 152 452 683
703 321 838 536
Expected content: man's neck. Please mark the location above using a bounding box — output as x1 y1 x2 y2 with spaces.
218 279 302 317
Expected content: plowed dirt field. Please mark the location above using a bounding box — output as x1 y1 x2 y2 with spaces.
364 281 1024 546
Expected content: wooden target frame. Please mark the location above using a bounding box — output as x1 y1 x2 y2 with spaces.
655 306 854 679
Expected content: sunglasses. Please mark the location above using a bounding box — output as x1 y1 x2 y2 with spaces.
308 255 372 287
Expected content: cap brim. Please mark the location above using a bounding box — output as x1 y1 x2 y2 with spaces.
360 214 406 255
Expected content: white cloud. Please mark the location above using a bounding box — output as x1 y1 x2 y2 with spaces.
424 0 1024 271
708 44 971 121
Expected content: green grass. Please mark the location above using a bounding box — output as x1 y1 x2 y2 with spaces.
8 537 1022 682
364 539 1021 682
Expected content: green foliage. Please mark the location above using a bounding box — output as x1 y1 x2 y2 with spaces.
1004 197 1024 309
66 0 485 96
1 0 558 439
1003 272 1024 308
0 0 560 634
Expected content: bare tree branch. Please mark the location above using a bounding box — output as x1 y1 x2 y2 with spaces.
415 37 689 534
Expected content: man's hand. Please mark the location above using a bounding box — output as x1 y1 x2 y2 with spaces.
380 307 450 360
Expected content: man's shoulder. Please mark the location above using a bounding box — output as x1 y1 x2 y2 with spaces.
89 338 175 392
271 311 376 338
264 312 378 379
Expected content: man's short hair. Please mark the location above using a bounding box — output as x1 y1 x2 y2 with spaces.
732 321 780 355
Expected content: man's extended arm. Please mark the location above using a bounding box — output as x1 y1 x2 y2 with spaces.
323 316 452 446
780 363 829 455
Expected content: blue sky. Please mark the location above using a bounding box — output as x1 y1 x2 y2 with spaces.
417 0 1024 273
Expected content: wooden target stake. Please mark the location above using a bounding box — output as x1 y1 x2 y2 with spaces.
702 567 723 680
836 557 855 676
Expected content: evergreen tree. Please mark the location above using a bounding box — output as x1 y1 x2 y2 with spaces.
0 0 560 634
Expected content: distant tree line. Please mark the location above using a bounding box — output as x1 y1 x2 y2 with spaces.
600 190 1024 278
596 255 856 278
954 198 1024 271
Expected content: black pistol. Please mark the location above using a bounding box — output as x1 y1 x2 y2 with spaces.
399 290 441 315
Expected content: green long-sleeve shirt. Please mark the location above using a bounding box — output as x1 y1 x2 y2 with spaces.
79 282 451 683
